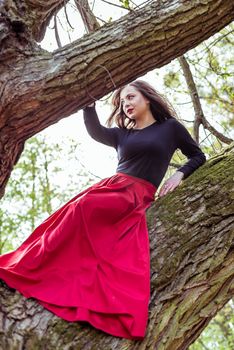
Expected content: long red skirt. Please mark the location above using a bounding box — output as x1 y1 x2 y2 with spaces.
0 172 156 340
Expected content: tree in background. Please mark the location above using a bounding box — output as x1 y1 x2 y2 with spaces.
0 134 95 254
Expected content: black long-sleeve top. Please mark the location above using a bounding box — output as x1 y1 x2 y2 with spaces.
83 105 206 188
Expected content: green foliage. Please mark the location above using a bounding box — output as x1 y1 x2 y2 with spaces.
118 0 130 10
189 300 234 350
0 134 95 254
187 23 234 125
163 71 181 89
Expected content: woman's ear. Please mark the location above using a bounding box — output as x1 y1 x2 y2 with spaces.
144 97 150 104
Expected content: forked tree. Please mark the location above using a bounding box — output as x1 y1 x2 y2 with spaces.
0 0 234 349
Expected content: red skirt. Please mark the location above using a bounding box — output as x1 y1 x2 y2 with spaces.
0 172 156 340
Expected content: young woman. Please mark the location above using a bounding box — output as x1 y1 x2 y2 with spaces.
0 80 206 340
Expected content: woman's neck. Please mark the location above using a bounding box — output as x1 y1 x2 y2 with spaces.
133 113 156 129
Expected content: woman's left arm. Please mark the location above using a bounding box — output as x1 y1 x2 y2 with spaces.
159 119 206 197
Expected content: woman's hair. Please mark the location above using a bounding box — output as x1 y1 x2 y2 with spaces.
106 79 177 128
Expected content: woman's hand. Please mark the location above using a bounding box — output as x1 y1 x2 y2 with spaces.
158 171 184 198
87 102 95 107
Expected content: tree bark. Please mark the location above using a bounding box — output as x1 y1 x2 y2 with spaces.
0 0 234 348
0 142 233 349
0 0 234 198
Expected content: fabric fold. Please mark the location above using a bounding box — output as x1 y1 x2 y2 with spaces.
0 172 156 340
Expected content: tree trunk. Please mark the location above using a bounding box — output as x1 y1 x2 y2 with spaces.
1 0 234 348
1 0 234 199
0 143 233 349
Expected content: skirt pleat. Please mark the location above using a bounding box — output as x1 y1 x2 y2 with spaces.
0 172 156 339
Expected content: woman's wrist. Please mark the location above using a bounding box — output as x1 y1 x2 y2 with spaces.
176 171 184 179
87 102 95 107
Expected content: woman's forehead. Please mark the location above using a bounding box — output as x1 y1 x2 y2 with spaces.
120 85 138 98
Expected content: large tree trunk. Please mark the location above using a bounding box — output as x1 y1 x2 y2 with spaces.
0 0 234 199
0 143 233 349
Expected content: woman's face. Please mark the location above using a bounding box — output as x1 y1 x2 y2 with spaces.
119 85 150 120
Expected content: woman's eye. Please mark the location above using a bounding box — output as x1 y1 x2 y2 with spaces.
120 95 134 105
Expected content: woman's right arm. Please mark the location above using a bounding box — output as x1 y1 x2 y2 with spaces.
83 104 118 148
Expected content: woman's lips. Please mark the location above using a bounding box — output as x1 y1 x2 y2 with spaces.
127 108 134 114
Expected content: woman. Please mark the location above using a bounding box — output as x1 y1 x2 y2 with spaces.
0 80 206 340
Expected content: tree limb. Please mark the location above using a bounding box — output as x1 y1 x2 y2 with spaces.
75 0 100 33
178 55 233 144
54 15 62 48
24 0 70 42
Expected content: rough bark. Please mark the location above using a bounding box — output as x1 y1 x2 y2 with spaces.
0 0 70 44
0 0 234 348
0 143 233 350
0 0 234 199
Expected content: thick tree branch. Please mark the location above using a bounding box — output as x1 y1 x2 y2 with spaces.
0 0 69 47
0 143 233 349
24 0 70 42
2 0 234 128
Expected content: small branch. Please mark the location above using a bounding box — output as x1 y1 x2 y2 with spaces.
74 153 102 180
93 15 108 25
54 15 62 48
178 55 233 145
197 338 210 350
195 28 234 56
178 55 203 142
100 0 132 11
64 3 74 29
186 57 234 111
201 117 233 144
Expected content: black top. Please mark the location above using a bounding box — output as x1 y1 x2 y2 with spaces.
83 105 206 188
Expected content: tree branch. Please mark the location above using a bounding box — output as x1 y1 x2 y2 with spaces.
54 15 62 48
25 0 70 42
74 0 100 33
178 55 233 144
178 55 203 142
100 0 132 11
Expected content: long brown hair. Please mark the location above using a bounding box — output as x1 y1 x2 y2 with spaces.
106 80 177 128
